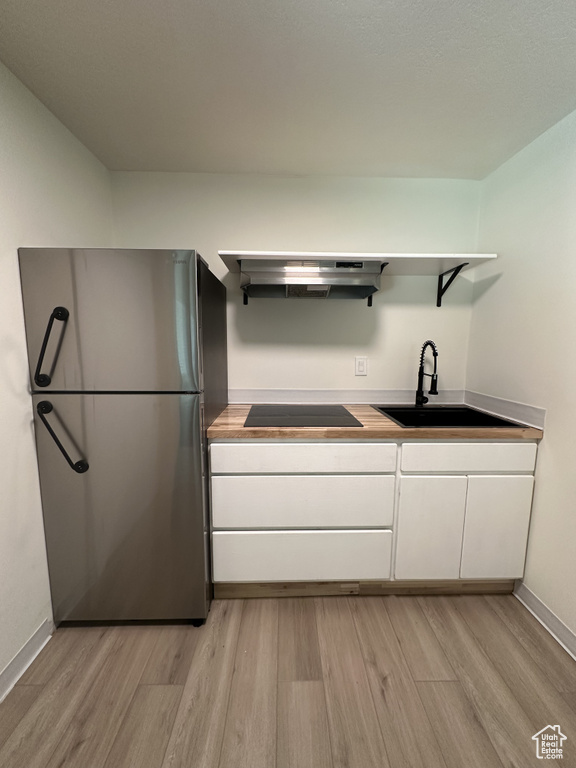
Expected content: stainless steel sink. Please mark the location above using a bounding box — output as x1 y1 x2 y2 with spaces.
372 405 523 428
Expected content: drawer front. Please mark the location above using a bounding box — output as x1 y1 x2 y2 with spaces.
212 530 392 581
210 442 397 474
401 442 537 473
211 475 395 528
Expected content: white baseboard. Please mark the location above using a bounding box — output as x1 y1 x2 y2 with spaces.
0 620 53 703
514 582 576 661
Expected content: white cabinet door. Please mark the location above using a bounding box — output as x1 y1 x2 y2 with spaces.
395 476 468 579
212 530 392 581
211 474 395 528
460 475 534 578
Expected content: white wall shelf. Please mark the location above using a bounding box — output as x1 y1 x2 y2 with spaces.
218 251 497 306
219 251 495 275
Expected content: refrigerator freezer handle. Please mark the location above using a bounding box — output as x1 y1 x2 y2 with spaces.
34 306 69 387
36 401 89 474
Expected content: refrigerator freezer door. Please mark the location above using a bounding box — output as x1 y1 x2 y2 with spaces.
32 393 209 622
19 249 200 392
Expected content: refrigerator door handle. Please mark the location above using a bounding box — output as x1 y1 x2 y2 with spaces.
36 401 89 474
34 306 69 387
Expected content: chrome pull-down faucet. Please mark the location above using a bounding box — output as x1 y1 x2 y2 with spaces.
415 340 438 406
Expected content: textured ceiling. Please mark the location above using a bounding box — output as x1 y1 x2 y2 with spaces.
1 0 576 178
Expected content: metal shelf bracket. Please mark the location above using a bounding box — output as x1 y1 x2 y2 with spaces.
437 262 469 307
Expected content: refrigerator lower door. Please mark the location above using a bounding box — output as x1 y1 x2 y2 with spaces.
32 393 209 623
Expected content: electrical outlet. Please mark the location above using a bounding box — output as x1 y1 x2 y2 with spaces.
355 356 368 376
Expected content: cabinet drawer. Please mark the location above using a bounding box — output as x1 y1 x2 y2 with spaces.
401 442 537 473
210 442 397 474
212 530 392 581
211 475 395 528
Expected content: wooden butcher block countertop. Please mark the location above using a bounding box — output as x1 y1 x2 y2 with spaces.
207 404 543 440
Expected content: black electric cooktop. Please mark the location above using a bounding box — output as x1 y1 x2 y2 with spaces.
244 404 363 428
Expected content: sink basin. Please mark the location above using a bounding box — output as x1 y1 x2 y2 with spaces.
372 405 523 428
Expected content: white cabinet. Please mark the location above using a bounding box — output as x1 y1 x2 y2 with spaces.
210 441 397 582
396 443 536 580
210 439 538 585
395 476 467 579
460 475 535 578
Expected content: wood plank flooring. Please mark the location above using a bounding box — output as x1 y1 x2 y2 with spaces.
1 595 576 768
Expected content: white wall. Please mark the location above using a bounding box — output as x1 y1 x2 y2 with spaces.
0 62 113 679
469 108 576 634
112 173 481 395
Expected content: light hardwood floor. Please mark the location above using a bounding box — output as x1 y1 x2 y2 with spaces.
1 595 576 768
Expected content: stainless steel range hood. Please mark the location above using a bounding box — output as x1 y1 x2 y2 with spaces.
218 252 388 303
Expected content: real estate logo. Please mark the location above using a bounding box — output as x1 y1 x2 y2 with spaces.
532 725 567 759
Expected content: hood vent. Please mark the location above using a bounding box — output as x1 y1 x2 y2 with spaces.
218 252 388 305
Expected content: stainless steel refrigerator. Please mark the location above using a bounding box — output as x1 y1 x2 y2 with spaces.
18 249 227 625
